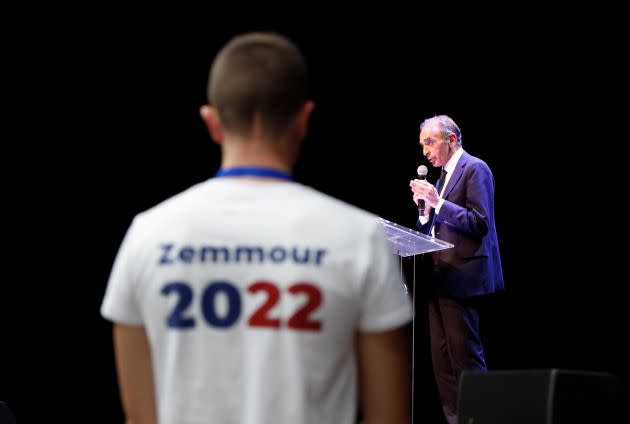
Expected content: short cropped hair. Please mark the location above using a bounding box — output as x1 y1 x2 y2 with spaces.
208 32 308 139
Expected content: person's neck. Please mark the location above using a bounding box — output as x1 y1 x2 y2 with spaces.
221 138 293 174
444 145 461 166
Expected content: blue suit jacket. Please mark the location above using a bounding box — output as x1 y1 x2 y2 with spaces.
418 151 504 298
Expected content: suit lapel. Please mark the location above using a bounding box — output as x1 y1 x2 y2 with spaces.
442 151 468 200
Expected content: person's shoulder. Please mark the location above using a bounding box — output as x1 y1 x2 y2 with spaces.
463 151 492 174
132 180 210 226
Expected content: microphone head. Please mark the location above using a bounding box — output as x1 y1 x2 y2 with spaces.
417 165 428 177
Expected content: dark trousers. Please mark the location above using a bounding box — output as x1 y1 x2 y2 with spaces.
428 296 486 417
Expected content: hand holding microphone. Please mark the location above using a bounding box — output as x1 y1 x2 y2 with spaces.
415 165 428 216
410 165 440 219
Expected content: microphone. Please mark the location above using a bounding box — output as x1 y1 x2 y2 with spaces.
416 165 428 217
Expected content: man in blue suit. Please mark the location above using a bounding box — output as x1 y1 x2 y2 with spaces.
410 115 503 424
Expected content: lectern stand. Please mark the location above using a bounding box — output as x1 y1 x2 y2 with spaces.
377 217 454 422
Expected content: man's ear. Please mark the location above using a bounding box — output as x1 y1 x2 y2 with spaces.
200 105 223 145
448 132 458 149
295 100 315 139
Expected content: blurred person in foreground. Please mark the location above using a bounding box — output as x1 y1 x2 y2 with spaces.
101 32 412 424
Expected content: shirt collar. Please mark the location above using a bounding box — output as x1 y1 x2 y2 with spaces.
443 147 465 174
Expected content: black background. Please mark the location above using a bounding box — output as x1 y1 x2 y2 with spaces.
3 8 627 423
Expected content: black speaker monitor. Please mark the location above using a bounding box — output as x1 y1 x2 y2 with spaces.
458 369 628 424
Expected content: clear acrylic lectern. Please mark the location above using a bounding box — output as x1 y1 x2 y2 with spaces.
378 216 454 257
377 216 453 289
377 216 454 423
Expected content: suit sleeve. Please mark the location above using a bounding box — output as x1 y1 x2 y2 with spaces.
434 161 494 238
416 212 432 234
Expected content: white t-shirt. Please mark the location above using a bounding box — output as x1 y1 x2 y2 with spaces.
101 178 412 424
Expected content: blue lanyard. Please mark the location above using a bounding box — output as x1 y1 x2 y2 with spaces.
214 166 293 181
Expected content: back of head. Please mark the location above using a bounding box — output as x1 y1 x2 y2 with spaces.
208 32 308 139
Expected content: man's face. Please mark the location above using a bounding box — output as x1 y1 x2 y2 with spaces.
419 122 453 168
